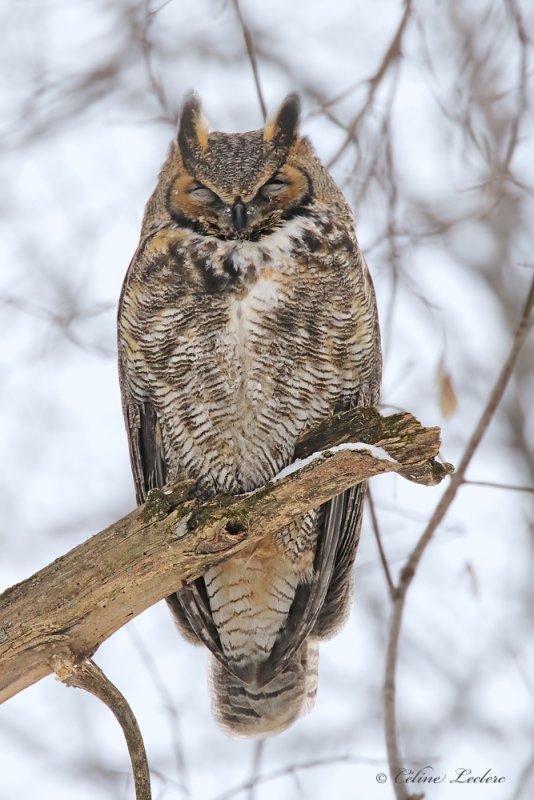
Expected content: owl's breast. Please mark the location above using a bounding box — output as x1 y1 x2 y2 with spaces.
224 268 282 392
187 258 304 493
123 217 373 495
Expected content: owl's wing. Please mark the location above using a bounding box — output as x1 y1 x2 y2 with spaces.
311 484 363 636
172 492 350 689
251 484 363 688
248 389 367 687
252 493 346 686
122 393 167 505
122 379 364 687
172 489 362 689
121 381 233 653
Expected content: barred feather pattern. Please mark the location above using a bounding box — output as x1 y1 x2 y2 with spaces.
211 640 319 737
120 211 380 489
118 115 382 735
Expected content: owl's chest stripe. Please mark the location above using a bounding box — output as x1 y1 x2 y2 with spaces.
227 274 279 352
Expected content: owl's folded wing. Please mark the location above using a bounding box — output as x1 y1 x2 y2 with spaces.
120 382 364 688
122 393 167 505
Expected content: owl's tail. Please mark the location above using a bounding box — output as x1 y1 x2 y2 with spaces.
210 640 319 737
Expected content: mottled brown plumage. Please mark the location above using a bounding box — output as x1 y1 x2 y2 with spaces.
118 94 381 736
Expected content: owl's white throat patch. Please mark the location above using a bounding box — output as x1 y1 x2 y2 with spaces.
227 271 279 353
222 238 283 382
217 215 310 282
219 216 310 364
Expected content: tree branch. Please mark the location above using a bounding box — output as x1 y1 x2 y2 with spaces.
53 655 152 800
462 478 534 494
231 0 267 122
0 407 451 706
326 0 413 169
384 276 534 799
368 488 396 600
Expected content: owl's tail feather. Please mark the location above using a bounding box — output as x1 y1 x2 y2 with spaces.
210 640 318 737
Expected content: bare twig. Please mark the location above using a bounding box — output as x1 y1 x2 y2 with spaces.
512 747 534 800
53 655 151 800
357 66 402 360
384 276 534 799
367 489 396 599
210 755 382 800
231 0 267 121
137 0 178 126
127 625 190 797
462 479 534 494
246 740 265 800
326 0 413 169
502 0 529 176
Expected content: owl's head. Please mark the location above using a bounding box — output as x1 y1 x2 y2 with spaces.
162 94 314 240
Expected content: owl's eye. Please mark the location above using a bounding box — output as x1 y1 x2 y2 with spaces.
189 185 218 203
259 176 288 200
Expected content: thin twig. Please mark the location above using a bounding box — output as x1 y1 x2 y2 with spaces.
502 0 529 175
462 479 534 494
327 0 413 169
127 625 190 797
210 755 382 800
360 65 402 360
246 740 265 800
138 0 177 126
231 0 267 121
53 656 152 800
384 276 534 800
512 747 534 800
368 489 396 599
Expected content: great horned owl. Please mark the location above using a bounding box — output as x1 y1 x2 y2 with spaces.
118 94 381 736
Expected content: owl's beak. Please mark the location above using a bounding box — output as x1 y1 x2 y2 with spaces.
231 197 247 232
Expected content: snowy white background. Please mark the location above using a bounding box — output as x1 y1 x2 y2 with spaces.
1 1 533 798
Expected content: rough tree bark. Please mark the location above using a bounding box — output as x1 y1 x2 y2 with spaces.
0 406 452 800
0 407 451 705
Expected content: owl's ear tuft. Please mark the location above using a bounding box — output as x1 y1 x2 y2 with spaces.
264 94 300 149
178 93 209 168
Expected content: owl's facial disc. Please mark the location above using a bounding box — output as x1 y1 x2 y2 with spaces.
168 165 311 240
169 94 311 240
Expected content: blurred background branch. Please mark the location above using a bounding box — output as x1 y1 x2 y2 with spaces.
1 1 533 798
385 277 534 799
